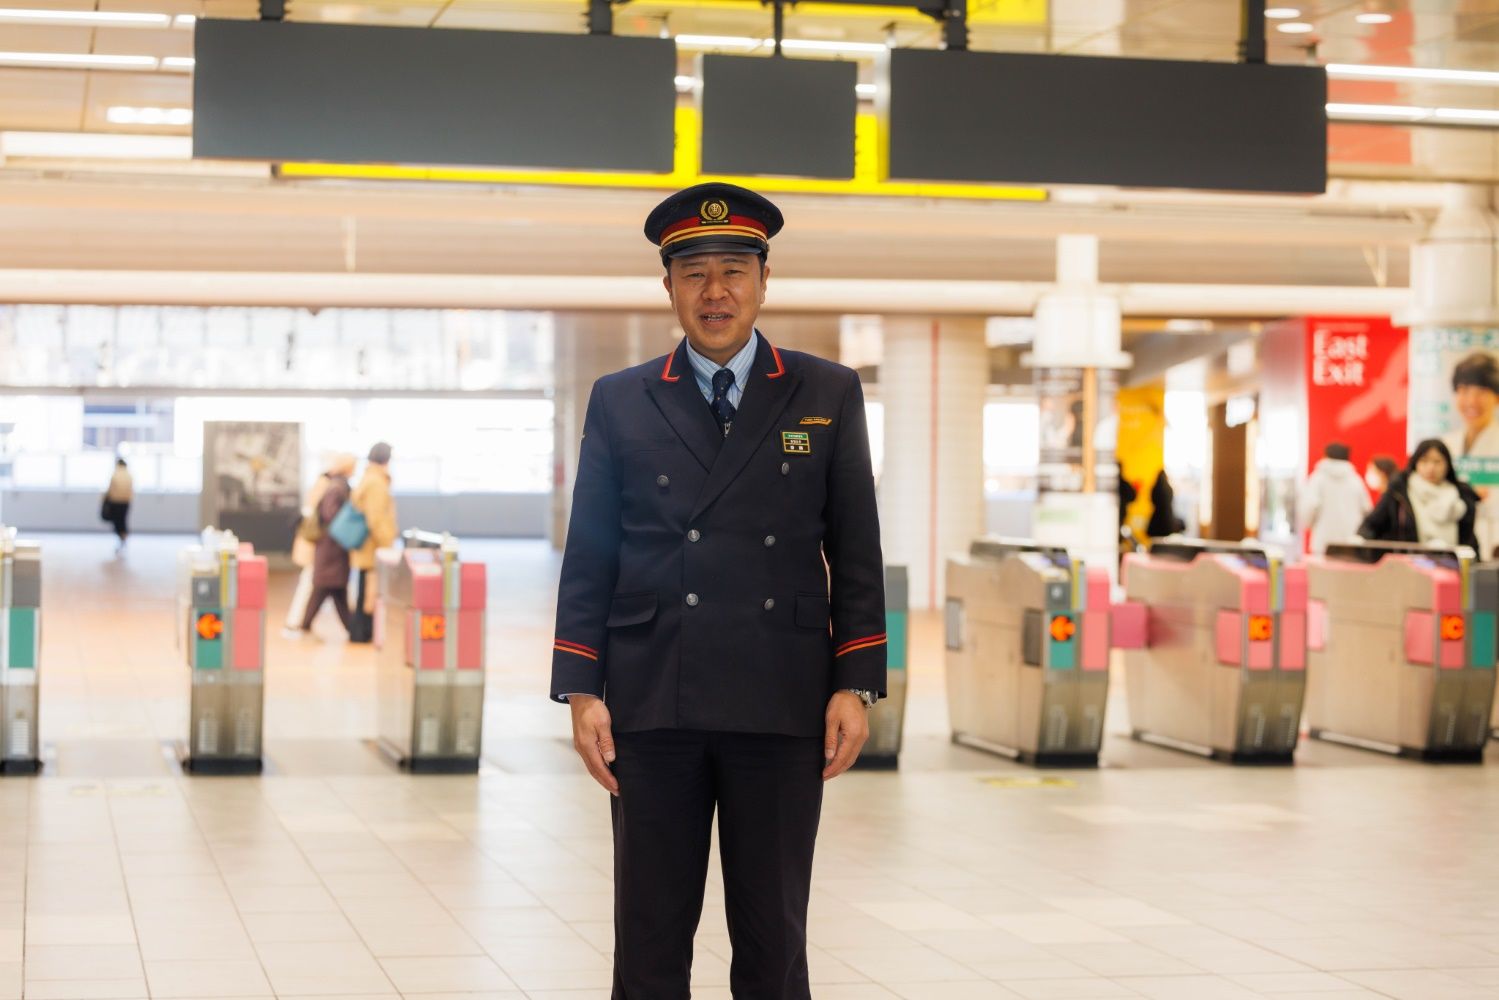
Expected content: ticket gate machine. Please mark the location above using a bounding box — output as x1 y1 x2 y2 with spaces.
1306 541 1496 762
178 529 269 774
945 539 1145 766
0 527 41 774
854 565 909 770
375 531 487 773
1121 541 1307 763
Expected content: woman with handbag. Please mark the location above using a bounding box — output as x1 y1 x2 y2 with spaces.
283 454 353 637
347 442 397 644
294 456 357 638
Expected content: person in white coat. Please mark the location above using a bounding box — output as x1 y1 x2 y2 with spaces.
1300 442 1372 555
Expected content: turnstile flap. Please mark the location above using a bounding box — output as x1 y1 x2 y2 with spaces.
1325 540 1474 566
402 528 447 550
969 536 1069 564
1148 539 1270 564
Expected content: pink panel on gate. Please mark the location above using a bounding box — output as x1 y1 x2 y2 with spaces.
1247 628 1274 670
235 555 268 610
460 562 487 610
405 610 416 667
232 608 261 670
1081 611 1109 670
1240 572 1270 614
457 608 484 669
1216 610 1242 665
1279 611 1306 670
1441 638 1465 669
1281 565 1308 612
1110 601 1147 649
1431 570 1460 614
1404 611 1435 666
238 542 255 558
419 633 446 670
410 564 444 611
1306 600 1327 651
1085 567 1109 612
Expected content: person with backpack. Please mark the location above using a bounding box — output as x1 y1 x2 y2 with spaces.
347 442 398 643
295 457 355 638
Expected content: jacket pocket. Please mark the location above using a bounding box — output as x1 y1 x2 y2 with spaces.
607 592 658 628
794 592 831 630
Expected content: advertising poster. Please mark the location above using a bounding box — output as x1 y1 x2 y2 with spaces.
201 421 302 555
1304 316 1409 475
1408 326 1499 486
1036 367 1118 495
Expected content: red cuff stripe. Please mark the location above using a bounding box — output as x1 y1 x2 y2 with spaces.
836 638 887 658
835 632 886 655
554 639 599 661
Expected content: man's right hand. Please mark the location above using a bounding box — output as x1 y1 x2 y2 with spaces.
569 694 620 796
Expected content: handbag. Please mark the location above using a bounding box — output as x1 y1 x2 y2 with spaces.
327 499 369 551
100 496 116 522
295 510 324 544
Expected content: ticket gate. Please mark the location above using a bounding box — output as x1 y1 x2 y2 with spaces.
1306 541 1496 762
0 527 41 775
375 531 487 773
1122 540 1307 763
854 565 909 770
177 529 269 774
945 539 1146 766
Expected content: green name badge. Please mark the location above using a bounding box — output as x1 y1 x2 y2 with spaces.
782 431 811 454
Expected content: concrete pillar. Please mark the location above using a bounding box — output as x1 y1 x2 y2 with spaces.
878 317 986 610
1028 235 1130 578
550 313 662 548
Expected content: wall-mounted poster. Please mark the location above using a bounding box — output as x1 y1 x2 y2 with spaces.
200 421 302 556
1409 327 1499 556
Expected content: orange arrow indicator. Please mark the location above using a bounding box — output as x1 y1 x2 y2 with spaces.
1247 615 1274 642
420 614 446 641
196 612 223 641
1049 614 1075 643
1441 614 1465 642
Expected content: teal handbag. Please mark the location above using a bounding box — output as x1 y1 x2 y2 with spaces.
327 500 369 551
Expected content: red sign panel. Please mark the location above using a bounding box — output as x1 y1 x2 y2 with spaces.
1304 316 1409 478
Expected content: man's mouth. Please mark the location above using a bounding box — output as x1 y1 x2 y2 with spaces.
700 312 733 325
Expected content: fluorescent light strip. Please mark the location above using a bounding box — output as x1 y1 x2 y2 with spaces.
1276 22 1314 33
107 105 193 126
1355 12 1392 24
1327 101 1499 126
1327 62 1499 86
1263 7 1300 17
0 7 168 25
0 130 191 160
673 33 886 56
162 56 195 70
0 51 159 70
676 75 879 99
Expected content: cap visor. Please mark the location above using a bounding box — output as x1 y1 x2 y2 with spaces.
662 237 767 260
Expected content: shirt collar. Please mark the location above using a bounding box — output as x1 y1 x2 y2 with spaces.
684 330 759 394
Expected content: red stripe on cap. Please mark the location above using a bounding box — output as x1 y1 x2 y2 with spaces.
660 213 769 243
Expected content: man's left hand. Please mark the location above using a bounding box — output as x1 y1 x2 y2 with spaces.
822 691 869 780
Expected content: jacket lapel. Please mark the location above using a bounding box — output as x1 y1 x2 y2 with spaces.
691 333 799 521
644 340 721 473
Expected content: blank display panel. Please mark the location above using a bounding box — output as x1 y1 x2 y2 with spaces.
194 20 677 172
699 55 857 179
884 49 1327 194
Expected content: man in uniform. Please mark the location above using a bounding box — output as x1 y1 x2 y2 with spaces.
550 181 887 998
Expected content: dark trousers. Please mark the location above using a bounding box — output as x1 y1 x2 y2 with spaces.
610 730 823 1000
349 569 374 643
300 587 351 632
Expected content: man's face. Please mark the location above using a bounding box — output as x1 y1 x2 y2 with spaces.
1455 383 1498 431
663 252 769 365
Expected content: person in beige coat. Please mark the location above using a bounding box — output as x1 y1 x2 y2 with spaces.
348 441 397 643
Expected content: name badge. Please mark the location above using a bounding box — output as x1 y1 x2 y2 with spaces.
782 431 811 454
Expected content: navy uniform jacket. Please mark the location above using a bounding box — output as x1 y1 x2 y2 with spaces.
550 332 887 738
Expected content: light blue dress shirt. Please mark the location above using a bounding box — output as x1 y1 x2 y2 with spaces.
683 330 758 409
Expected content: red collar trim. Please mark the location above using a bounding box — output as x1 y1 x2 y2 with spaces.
766 342 786 380
660 350 682 382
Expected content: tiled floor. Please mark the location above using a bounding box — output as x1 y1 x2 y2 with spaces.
5 531 1499 999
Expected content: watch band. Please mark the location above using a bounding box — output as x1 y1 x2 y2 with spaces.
843 688 878 708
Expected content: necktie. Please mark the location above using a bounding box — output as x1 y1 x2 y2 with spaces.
711 368 737 436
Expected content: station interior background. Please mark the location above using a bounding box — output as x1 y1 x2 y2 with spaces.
3 2 1499 999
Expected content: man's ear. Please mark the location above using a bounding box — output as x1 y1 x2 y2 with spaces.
662 272 673 300
759 262 770 305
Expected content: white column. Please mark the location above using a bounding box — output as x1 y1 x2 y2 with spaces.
1029 235 1130 579
878 317 986 610
550 313 660 548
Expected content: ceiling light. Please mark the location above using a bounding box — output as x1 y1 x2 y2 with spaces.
674 74 695 93
0 7 169 26
107 105 193 126
1326 101 1499 127
0 51 159 70
1276 22 1315 34
855 82 876 99
0 130 191 160
174 14 196 26
1264 7 1300 17
1326 62 1499 86
1354 12 1392 24
778 38 887 54
161 56 195 70
673 34 761 50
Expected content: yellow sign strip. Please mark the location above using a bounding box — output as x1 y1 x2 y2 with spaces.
280 106 1048 203
477 0 1045 25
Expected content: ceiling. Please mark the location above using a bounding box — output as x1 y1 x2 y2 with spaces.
0 0 1491 302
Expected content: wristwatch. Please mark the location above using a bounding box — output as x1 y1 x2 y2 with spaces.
843 688 878 709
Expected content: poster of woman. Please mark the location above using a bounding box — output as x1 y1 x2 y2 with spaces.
1409 329 1499 557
